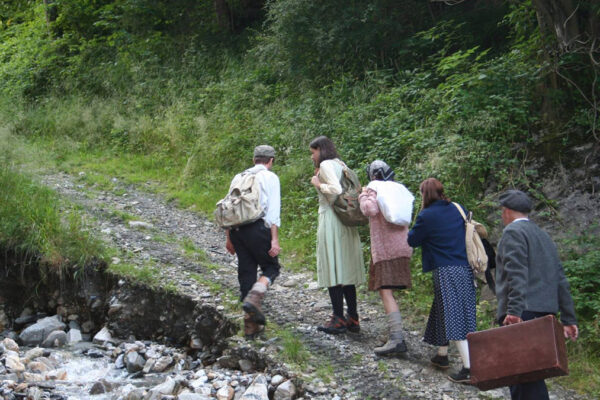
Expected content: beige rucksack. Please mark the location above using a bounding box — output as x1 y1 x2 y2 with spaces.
214 169 264 229
452 202 488 274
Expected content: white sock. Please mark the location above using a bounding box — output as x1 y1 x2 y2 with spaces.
437 346 448 356
251 282 267 294
454 340 470 369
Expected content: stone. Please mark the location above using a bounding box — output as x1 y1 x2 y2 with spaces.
24 372 45 382
67 328 82 344
238 359 253 372
128 221 153 229
90 379 114 395
5 354 25 373
216 385 235 400
28 361 50 373
2 338 18 352
93 326 113 344
125 351 146 373
274 380 296 400
152 355 173 372
145 377 177 400
81 320 95 333
19 316 66 346
45 369 68 380
143 358 156 374
239 375 269 400
115 354 125 369
41 330 67 348
217 355 239 369
271 375 285 386
178 393 211 400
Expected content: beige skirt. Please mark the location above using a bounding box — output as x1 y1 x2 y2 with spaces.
368 257 412 291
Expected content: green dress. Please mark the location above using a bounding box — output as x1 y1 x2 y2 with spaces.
315 159 366 288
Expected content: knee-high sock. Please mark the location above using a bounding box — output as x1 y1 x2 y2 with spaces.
328 286 344 318
454 340 470 369
343 285 358 319
388 311 404 341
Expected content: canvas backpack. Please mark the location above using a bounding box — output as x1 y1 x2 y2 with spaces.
452 202 488 274
214 169 264 229
330 160 369 226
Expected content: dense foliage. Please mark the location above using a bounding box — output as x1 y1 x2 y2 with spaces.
0 0 599 392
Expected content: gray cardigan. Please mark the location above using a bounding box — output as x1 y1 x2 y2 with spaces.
495 219 577 325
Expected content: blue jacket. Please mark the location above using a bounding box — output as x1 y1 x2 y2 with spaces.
407 200 469 272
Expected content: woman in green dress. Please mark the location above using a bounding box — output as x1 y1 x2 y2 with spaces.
309 136 365 334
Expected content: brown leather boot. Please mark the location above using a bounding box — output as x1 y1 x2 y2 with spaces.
244 313 264 340
242 290 265 325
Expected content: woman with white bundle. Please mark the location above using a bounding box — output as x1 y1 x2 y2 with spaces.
358 160 414 356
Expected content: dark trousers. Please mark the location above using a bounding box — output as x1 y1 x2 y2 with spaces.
507 310 552 400
229 219 281 301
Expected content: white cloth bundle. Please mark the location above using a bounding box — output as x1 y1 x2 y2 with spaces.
366 181 414 226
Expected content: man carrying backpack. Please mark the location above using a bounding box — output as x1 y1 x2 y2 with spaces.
496 189 578 399
224 145 281 339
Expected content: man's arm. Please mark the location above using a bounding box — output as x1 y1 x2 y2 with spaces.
500 229 529 320
269 224 280 257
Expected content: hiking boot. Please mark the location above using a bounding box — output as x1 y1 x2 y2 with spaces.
317 315 347 335
374 339 408 356
448 367 471 384
242 290 265 325
430 354 450 369
346 315 360 333
244 314 264 340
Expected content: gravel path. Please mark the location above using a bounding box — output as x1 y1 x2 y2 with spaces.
41 172 587 400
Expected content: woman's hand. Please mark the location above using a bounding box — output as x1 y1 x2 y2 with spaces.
311 175 321 188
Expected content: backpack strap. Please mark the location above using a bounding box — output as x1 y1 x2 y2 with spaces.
452 202 467 220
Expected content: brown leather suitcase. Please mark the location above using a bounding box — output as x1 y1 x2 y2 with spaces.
467 314 568 391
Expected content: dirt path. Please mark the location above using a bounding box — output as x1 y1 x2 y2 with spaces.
41 172 586 400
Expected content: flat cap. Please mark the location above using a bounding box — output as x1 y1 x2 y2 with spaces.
254 145 275 158
499 190 532 213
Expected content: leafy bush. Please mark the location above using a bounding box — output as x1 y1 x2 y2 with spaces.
561 231 600 351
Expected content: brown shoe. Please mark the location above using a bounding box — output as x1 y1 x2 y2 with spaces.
243 290 266 325
317 315 347 335
244 314 264 340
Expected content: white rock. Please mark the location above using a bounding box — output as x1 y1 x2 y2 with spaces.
93 326 113 344
2 338 19 352
271 375 285 386
67 328 82 344
128 221 153 229
216 385 235 400
239 374 269 400
146 377 177 400
5 354 25 373
152 355 173 372
179 393 212 400
274 380 296 400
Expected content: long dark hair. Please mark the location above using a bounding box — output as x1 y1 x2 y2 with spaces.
309 136 339 166
419 178 449 209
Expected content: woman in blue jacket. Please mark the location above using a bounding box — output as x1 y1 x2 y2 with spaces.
407 178 476 384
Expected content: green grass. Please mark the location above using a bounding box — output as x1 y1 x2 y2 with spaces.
181 237 209 262
0 135 107 269
108 262 162 286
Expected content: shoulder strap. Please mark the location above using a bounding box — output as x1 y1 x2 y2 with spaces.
452 202 467 221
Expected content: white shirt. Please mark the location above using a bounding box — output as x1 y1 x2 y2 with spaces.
510 217 529 225
245 164 281 227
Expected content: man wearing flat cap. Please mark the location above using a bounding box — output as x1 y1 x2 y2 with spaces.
495 189 578 399
225 144 281 339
